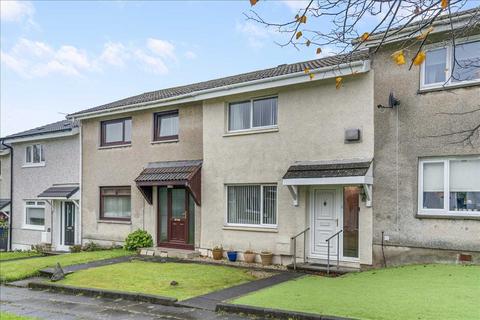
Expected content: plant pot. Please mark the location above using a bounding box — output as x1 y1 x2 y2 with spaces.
243 252 256 263
227 251 238 262
260 252 273 266
212 248 223 260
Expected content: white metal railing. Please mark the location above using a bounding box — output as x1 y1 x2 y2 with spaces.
291 227 310 271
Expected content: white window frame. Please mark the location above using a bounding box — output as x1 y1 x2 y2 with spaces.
420 36 480 90
23 200 46 230
24 144 45 167
225 183 278 228
227 96 278 133
418 156 480 217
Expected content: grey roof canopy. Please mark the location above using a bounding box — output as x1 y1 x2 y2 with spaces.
69 50 369 117
37 185 80 199
135 160 202 205
0 199 10 211
283 160 372 180
2 120 78 140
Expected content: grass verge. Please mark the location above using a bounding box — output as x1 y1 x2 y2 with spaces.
58 260 258 300
0 311 36 320
0 251 41 261
0 249 132 283
232 264 480 320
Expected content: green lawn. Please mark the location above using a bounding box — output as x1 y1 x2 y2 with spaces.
233 264 480 320
0 251 41 261
59 260 257 300
0 311 36 320
0 249 132 283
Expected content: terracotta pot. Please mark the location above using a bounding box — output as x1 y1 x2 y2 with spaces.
243 252 256 263
212 248 223 260
260 252 273 266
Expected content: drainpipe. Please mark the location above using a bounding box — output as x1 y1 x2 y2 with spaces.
1 140 13 251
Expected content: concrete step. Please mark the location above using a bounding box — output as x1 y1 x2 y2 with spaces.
140 247 199 259
287 262 359 275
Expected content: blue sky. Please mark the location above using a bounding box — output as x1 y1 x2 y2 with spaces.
1 0 326 136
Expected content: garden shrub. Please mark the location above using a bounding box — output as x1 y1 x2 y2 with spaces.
125 229 153 251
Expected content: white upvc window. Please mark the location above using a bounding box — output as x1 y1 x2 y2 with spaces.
226 184 277 227
25 144 45 166
228 96 278 132
24 200 46 230
418 156 480 217
420 38 480 90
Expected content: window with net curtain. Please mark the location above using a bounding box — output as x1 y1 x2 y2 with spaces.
228 97 278 131
100 187 131 220
25 201 46 226
154 110 179 141
227 185 277 226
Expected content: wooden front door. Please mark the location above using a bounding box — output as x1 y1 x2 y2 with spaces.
64 202 75 246
158 187 193 249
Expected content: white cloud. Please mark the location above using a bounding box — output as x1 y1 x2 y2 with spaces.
282 0 310 13
134 50 169 75
236 21 274 49
184 51 197 60
147 38 176 61
0 0 34 22
99 42 129 67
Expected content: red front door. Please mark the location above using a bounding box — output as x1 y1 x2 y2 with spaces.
169 188 187 243
158 187 192 249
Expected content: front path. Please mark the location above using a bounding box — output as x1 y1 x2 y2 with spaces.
0 286 249 320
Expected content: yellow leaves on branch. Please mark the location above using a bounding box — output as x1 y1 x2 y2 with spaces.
441 0 449 9
316 48 322 55
416 27 434 40
304 67 310 74
413 51 426 66
250 0 258 6
360 32 370 41
296 31 303 40
309 73 315 80
391 50 406 65
304 67 314 80
335 77 343 89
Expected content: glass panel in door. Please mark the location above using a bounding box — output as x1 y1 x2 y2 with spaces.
343 187 359 258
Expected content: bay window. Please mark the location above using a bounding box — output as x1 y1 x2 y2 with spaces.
419 157 480 216
226 184 277 227
228 97 278 132
421 39 480 89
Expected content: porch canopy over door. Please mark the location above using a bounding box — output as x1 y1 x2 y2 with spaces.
37 184 80 200
135 160 202 205
282 159 373 206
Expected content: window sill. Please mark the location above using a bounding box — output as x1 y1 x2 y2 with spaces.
151 139 179 145
418 80 480 94
23 163 46 168
97 219 132 225
223 127 279 137
98 144 132 150
416 213 480 220
223 226 278 233
22 225 45 231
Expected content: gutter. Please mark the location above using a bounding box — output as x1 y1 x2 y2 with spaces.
1 140 13 251
2 127 79 144
68 59 369 120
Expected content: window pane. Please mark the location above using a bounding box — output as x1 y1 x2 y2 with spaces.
40 145 45 162
124 119 132 142
227 185 261 225
33 145 41 163
26 207 45 226
449 159 480 212
424 48 447 85
229 101 251 131
263 186 277 225
452 41 480 82
26 146 32 163
103 196 131 218
105 122 124 143
159 187 168 242
423 162 444 209
159 114 179 137
189 194 195 244
172 189 186 219
253 97 278 127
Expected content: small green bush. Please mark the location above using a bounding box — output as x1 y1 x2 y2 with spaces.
69 245 82 253
125 229 153 251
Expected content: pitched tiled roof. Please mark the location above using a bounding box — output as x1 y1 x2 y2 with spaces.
135 160 202 183
70 50 369 117
2 120 78 140
283 159 372 179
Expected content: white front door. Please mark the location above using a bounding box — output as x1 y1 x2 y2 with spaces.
311 188 339 258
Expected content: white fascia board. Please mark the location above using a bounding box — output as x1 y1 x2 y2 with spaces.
3 128 79 144
69 60 370 120
283 175 373 186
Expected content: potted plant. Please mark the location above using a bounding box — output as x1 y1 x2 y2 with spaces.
243 250 256 263
227 249 238 262
260 251 273 266
212 245 223 260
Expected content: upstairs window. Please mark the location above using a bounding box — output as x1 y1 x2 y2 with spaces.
101 118 132 147
419 157 480 217
421 39 480 89
154 110 179 141
25 144 45 165
228 97 278 132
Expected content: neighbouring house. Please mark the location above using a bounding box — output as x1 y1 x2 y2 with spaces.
1 120 80 251
362 9 480 265
0 144 11 250
69 50 375 268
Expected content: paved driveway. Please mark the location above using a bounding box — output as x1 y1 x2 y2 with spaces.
0 286 249 320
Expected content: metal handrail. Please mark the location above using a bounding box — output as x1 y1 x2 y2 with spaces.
291 227 310 271
326 229 343 274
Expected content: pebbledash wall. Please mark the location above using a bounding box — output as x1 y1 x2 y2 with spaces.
10 135 79 250
371 41 480 266
80 103 203 246
200 74 375 265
